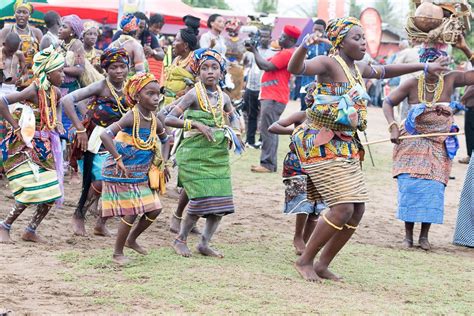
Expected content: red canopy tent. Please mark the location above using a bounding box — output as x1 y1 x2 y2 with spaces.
32 0 208 28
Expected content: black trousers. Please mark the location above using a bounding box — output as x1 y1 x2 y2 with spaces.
244 88 260 145
465 107 474 156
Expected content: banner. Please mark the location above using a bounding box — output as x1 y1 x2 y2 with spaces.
316 0 346 21
360 7 382 58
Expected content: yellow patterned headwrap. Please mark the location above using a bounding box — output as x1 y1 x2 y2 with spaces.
125 73 158 107
14 0 33 13
326 17 361 53
32 46 65 90
82 21 102 37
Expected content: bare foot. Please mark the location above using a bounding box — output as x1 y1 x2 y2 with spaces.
314 262 342 281
402 238 413 248
0 226 14 244
72 216 87 236
419 237 431 251
69 173 81 185
294 260 321 282
169 216 181 234
112 254 131 266
293 238 306 255
197 244 224 258
190 225 201 235
172 239 192 257
21 230 46 243
125 240 148 255
93 224 112 237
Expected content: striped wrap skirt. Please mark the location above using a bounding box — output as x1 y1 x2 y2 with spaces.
303 159 369 207
7 162 62 205
101 182 162 217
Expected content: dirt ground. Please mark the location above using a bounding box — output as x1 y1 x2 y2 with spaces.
0 102 472 314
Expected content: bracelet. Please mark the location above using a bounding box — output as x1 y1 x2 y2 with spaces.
424 62 429 75
114 154 122 162
1 95 10 106
388 121 398 132
385 96 394 107
160 134 170 144
13 126 21 133
76 129 87 134
297 62 306 76
469 54 474 61
183 119 193 131
158 128 166 136
380 65 386 80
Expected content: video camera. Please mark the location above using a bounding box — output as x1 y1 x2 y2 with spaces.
241 25 261 48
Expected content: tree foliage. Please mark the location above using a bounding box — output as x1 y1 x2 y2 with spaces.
183 0 230 10
348 0 362 18
374 0 401 29
452 0 474 64
253 0 278 14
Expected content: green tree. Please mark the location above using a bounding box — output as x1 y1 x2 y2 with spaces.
452 0 474 64
349 0 362 18
253 0 278 14
183 0 230 10
374 0 401 28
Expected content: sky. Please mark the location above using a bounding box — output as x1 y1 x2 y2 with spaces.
225 0 410 18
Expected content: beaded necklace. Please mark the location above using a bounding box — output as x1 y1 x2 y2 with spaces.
38 82 58 130
334 55 364 87
131 106 157 150
174 51 192 68
417 73 444 108
106 78 128 115
195 81 225 128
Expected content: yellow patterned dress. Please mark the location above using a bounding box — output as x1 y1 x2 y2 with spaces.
292 56 370 207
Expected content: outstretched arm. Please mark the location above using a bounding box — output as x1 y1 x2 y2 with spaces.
269 111 306 135
359 57 450 79
245 45 276 71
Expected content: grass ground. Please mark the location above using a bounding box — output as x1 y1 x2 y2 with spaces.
0 106 472 314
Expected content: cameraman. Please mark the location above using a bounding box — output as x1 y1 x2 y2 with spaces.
243 26 274 149
246 25 302 173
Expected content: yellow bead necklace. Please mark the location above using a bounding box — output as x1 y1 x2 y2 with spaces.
417 73 444 108
132 106 157 150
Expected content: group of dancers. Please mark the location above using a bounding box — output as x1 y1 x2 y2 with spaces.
0 0 472 281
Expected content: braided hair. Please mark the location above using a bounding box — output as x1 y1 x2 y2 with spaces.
180 15 200 51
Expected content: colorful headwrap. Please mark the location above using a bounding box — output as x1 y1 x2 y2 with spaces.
100 47 129 70
191 48 227 76
120 14 140 35
82 21 101 38
124 73 158 107
32 46 65 90
14 0 33 13
62 15 84 38
418 47 448 63
326 17 361 52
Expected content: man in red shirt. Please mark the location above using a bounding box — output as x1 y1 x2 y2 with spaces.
246 25 301 172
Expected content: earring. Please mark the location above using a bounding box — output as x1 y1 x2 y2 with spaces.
70 33 74 37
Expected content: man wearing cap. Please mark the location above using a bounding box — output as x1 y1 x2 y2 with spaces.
246 24 301 173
